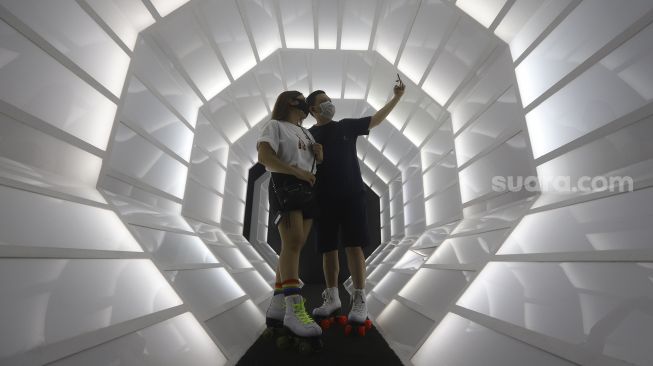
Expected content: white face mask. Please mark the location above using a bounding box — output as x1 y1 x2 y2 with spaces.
318 101 336 120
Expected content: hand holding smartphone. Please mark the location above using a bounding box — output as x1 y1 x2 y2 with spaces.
394 73 406 96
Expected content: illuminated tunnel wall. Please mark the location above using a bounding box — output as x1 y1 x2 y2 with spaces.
1 0 652 365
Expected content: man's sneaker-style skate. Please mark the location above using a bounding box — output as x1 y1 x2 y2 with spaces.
312 287 343 330
343 289 373 336
263 293 285 338
276 294 323 354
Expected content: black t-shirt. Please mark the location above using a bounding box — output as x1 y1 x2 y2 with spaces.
309 117 371 198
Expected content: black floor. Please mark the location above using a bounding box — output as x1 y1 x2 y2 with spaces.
237 284 404 366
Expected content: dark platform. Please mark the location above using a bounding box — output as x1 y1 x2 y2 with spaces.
236 284 403 366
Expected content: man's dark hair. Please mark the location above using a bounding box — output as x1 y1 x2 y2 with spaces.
306 90 326 108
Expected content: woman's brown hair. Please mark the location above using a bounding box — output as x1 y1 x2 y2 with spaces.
271 90 302 121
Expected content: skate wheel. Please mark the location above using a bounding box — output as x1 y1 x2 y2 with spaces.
262 328 274 338
358 325 366 337
297 340 312 355
344 324 352 336
336 316 348 325
276 335 292 350
320 319 331 330
364 319 372 330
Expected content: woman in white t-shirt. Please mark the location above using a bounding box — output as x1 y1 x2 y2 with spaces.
257 91 324 342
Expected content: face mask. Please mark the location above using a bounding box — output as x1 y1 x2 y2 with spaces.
292 98 310 116
318 101 336 120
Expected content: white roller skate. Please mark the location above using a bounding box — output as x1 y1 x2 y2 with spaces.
343 289 372 336
262 293 285 338
312 287 343 330
276 294 323 354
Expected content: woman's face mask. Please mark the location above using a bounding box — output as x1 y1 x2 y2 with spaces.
318 101 336 120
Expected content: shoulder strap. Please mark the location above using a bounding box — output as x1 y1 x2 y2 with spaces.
299 126 316 175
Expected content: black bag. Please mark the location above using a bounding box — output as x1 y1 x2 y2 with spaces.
270 124 316 212
271 173 314 211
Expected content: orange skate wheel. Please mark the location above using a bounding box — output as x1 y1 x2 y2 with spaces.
344 324 352 336
358 325 366 337
320 319 331 330
337 316 348 325
364 319 372 330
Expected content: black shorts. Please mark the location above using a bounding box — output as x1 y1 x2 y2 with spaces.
315 192 369 253
268 174 317 223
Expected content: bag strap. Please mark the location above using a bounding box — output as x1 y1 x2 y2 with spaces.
298 126 316 174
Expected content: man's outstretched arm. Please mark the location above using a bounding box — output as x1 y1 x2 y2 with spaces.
369 76 406 129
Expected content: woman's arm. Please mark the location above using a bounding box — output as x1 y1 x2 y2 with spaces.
258 142 316 185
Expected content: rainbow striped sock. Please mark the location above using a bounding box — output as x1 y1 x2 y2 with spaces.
282 279 301 297
273 282 283 296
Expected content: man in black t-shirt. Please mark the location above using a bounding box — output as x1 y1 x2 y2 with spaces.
307 76 405 326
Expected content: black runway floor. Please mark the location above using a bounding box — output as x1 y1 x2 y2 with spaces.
237 284 404 366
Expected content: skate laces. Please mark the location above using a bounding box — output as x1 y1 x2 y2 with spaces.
351 291 366 313
319 290 332 308
292 298 314 324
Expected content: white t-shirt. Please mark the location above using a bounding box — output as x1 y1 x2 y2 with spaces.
257 119 316 173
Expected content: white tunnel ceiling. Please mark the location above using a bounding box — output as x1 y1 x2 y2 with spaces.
128 0 502 208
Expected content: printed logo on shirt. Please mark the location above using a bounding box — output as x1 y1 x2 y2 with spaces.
296 134 309 151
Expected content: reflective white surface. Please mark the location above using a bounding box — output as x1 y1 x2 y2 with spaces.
0 19 116 150
412 313 575 366
210 246 254 270
428 229 508 265
132 38 201 127
0 185 141 251
375 300 435 358
50 312 227 366
204 300 265 359
84 0 155 50
422 15 495 105
516 0 653 106
372 271 414 304
183 179 223 224
399 268 472 320
0 259 181 358
131 226 218 266
527 23 653 158
2 0 130 96
108 123 188 198
278 0 313 49
458 132 532 203
122 77 194 161
149 0 190 17
166 267 245 321
450 46 515 134
198 0 256 80
458 262 653 365
240 0 281 60
156 7 229 99
0 116 104 201
375 0 420 64
104 192 193 233
457 0 507 28
455 88 523 166
497 0 573 60
536 114 653 193
398 0 457 83
341 0 376 50
499 188 653 254
231 270 272 303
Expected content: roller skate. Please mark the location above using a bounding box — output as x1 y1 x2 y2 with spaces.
262 293 285 339
276 294 323 354
312 287 343 330
342 289 372 336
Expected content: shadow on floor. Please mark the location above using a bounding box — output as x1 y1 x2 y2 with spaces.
237 284 403 366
